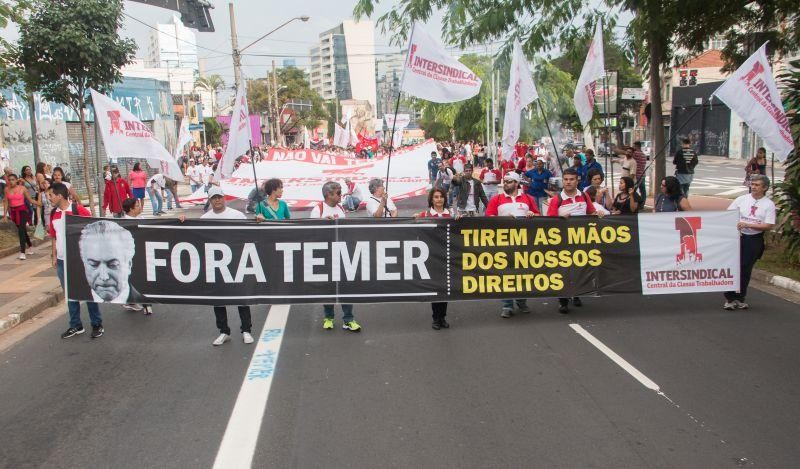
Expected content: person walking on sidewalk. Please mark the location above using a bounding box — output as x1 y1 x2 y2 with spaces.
49 183 104 339
673 138 698 196
3 173 41 259
103 167 133 218
310 181 361 333
723 175 776 311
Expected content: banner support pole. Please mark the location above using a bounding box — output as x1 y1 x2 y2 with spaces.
385 25 416 195
771 152 775 196
248 139 261 209
537 99 565 173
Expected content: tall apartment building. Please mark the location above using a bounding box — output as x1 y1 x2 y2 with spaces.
375 52 418 126
308 20 377 111
147 15 199 71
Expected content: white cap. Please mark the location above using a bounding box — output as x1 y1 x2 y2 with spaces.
503 172 520 182
207 186 224 199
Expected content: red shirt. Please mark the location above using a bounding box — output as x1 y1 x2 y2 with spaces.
485 192 540 217
499 160 516 177
632 150 647 178
478 168 501 184
103 178 133 213
418 208 451 218
546 190 596 217
514 143 529 159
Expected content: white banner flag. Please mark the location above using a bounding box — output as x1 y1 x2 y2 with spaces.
573 21 605 128
712 43 794 160
501 40 539 161
384 114 411 130
90 89 182 180
333 123 347 148
174 116 191 160
400 22 482 103
217 86 252 179
303 127 310 149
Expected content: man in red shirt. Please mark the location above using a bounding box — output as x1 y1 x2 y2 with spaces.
546 168 603 314
49 182 104 339
478 158 502 199
486 172 539 318
514 141 529 160
102 166 133 217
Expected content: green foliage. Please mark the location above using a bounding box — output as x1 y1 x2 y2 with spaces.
17 0 136 111
203 117 224 146
251 66 329 133
774 60 800 263
0 0 30 104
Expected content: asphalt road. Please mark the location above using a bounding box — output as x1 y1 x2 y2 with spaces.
2 196 799 469
2 289 799 468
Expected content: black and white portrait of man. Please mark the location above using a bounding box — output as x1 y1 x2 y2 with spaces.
78 220 143 303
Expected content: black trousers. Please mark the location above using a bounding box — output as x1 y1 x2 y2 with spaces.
558 297 580 306
431 302 448 322
16 220 31 253
725 233 765 302
214 305 252 334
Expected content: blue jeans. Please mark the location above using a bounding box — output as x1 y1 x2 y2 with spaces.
147 187 163 214
533 196 547 214
502 299 527 311
637 176 647 202
56 260 101 328
323 304 353 322
165 188 180 209
190 184 200 193
675 173 693 197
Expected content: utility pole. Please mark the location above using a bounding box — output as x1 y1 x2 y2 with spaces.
229 2 242 91
266 73 274 144
486 51 492 157
272 60 281 146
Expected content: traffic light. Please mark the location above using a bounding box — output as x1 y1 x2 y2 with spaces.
689 69 698 86
679 69 688 87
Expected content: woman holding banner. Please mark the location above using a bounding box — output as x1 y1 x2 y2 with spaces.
254 178 291 220
416 187 451 330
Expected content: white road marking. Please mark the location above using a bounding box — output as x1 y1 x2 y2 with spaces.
213 304 290 469
569 323 661 392
715 187 748 196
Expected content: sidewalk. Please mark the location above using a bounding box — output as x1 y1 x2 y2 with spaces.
0 241 63 334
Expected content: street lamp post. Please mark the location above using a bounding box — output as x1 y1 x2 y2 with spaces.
228 2 309 91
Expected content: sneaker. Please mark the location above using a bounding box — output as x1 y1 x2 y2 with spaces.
723 301 736 310
735 300 749 310
90 325 104 339
559 304 569 314
439 318 450 329
123 303 143 311
61 327 85 339
323 318 334 330
518 304 531 314
500 309 513 318
25 249 33 255
18 253 26 260
212 333 231 346
431 321 441 330
243 332 254 344
143 305 153 315
342 320 361 332
573 297 583 307
157 211 167 215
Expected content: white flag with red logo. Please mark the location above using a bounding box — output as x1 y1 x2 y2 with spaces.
174 116 192 160
90 89 183 180
712 43 794 160
333 123 348 148
400 22 482 103
501 40 539 161
217 86 252 179
573 21 605 127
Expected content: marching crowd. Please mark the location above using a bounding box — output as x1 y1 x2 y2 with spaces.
0 136 775 346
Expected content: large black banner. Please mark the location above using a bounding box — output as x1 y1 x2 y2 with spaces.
64 215 646 305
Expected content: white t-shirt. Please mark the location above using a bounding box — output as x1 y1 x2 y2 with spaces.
186 166 201 184
309 202 346 219
365 195 397 217
452 157 465 173
592 201 610 215
728 193 776 235
201 207 246 220
200 165 213 184
148 173 165 189
463 179 477 212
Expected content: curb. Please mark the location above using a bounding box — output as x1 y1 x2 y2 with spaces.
0 287 64 335
752 269 800 295
0 236 48 260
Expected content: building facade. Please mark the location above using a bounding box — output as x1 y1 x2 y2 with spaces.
147 14 199 71
309 20 377 112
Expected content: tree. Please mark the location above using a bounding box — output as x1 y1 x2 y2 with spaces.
775 60 800 263
203 117 224 146
262 66 328 141
195 74 225 116
353 0 799 186
17 0 136 215
0 0 29 106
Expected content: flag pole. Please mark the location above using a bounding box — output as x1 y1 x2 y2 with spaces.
385 24 416 194
248 139 262 208
770 152 775 196
537 99 565 173
603 72 614 197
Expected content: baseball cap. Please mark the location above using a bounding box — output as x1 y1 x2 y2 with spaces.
503 172 520 182
207 186 225 199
